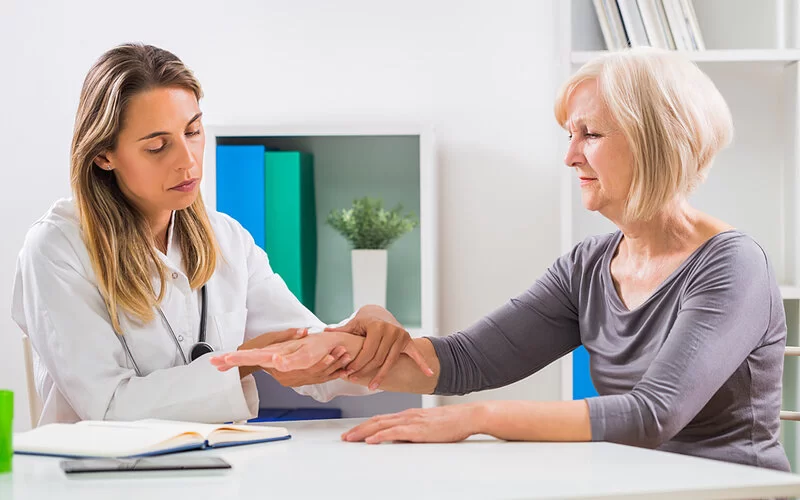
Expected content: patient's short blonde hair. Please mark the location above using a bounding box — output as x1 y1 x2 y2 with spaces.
554 47 733 222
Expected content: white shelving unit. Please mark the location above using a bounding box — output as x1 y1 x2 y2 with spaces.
560 0 800 468
201 124 440 413
572 49 800 64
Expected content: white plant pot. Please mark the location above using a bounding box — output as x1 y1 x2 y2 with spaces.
351 249 388 310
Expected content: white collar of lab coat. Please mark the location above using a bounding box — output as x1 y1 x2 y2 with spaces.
160 211 178 260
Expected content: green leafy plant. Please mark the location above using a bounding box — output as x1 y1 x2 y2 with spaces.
326 197 418 250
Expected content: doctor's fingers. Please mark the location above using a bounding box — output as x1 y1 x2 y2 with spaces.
324 317 366 336
320 346 351 374
323 350 352 377
365 339 405 390
343 329 385 374
402 341 435 377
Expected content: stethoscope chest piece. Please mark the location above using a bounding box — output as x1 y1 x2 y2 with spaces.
190 341 214 362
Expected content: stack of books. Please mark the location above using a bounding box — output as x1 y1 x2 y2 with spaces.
216 145 317 312
592 0 704 51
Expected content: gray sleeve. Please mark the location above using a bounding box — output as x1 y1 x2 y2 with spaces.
586 237 773 448
428 246 582 396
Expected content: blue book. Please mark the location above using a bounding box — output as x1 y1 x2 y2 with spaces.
13 419 290 459
573 345 599 399
250 407 342 423
216 145 266 248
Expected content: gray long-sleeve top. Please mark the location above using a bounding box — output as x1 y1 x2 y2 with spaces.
429 230 790 471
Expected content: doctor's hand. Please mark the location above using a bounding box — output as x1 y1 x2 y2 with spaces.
341 404 485 444
325 305 433 390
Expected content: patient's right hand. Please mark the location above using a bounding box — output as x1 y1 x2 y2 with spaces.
211 331 363 386
265 344 352 387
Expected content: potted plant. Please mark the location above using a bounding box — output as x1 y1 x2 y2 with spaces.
326 197 418 310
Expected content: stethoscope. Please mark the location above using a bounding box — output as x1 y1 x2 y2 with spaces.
117 285 213 377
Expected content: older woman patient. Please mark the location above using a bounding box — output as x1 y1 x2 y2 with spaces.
214 48 790 471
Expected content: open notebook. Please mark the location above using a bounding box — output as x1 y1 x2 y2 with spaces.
14 419 290 459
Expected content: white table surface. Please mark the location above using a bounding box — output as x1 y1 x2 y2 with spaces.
3 418 800 499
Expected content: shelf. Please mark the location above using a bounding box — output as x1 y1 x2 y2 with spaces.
782 286 800 300
204 125 439 369
570 49 800 65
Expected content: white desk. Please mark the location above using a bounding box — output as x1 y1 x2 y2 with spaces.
3 418 800 499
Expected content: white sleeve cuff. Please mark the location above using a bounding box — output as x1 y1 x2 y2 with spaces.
240 374 260 419
293 379 380 402
206 353 258 422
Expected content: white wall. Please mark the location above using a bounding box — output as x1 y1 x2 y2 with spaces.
0 0 564 431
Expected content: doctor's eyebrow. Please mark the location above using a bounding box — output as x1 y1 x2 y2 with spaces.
136 112 204 142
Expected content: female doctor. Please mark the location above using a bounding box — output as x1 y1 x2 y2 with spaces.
11 43 430 426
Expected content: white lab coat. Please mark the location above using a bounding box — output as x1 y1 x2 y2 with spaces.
11 198 372 426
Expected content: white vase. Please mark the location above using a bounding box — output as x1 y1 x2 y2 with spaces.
351 249 388 310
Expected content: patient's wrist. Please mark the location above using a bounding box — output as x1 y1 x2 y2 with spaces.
328 331 364 357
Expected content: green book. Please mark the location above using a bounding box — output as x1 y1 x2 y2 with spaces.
263 151 317 312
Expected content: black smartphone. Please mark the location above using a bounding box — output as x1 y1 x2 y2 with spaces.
60 456 231 474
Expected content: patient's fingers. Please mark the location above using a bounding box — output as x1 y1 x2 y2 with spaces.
324 316 365 335
364 425 424 444
212 349 278 369
273 345 325 371
341 413 409 442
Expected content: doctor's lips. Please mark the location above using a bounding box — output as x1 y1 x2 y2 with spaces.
169 178 199 192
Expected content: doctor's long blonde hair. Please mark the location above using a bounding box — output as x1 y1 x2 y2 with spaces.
70 44 218 334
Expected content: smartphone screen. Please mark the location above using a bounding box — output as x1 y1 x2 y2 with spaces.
60 456 231 474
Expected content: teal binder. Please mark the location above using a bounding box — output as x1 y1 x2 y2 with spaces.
264 152 317 312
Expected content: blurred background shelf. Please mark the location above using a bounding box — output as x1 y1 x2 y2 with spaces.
203 124 440 417
571 49 800 64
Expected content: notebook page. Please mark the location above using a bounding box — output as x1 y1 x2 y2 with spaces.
204 423 289 446
92 419 223 438
131 419 288 445
15 422 203 458
80 419 289 447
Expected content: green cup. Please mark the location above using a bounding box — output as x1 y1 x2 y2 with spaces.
0 390 12 474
